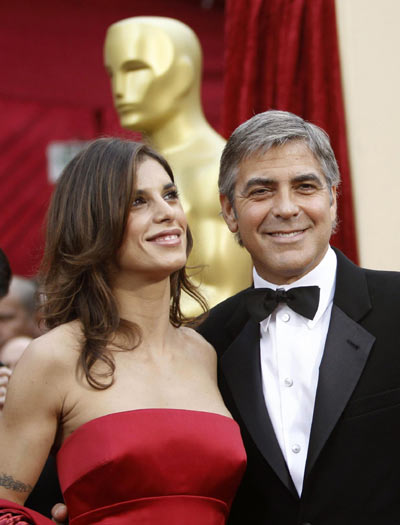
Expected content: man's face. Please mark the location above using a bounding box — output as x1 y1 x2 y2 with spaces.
0 294 31 348
220 141 337 285
104 23 180 131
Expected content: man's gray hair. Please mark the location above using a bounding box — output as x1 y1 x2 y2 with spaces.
8 276 38 315
219 110 340 204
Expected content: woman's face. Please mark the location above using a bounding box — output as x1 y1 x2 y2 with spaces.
117 157 188 281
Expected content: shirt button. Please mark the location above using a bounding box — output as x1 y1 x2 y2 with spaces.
292 444 301 454
284 377 293 387
281 312 290 322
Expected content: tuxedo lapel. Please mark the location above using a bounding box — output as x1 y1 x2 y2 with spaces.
305 249 375 479
304 305 375 477
220 318 296 495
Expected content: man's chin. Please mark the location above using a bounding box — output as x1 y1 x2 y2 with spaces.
256 255 314 284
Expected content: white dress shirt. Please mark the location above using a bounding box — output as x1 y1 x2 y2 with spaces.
253 247 337 495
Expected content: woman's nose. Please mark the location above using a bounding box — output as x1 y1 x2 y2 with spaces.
153 198 175 222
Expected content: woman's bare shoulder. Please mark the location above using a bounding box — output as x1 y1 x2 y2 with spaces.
2 322 84 426
178 326 217 364
19 320 82 373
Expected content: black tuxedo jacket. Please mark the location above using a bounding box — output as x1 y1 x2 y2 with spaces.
199 249 400 525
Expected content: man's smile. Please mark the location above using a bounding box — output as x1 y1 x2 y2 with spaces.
267 229 307 238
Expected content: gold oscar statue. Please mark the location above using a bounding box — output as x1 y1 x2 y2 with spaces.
104 17 251 314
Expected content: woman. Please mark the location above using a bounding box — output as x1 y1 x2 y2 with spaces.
0 138 246 524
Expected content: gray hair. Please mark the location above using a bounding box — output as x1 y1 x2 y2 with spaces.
8 276 38 315
219 110 340 204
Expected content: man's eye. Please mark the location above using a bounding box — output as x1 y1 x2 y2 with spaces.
249 188 271 197
0 314 15 322
298 183 317 192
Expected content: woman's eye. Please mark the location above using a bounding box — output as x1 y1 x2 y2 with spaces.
164 190 179 201
132 197 145 207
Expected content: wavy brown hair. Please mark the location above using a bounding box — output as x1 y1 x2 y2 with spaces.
39 138 207 389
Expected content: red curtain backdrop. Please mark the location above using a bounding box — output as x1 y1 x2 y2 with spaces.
0 99 99 277
222 0 358 263
0 0 225 276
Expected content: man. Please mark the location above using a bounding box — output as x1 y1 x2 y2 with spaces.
0 276 40 408
0 275 40 388
0 249 12 408
198 109 400 524
0 249 11 299
0 337 32 371
104 17 251 314
0 272 62 516
0 276 41 350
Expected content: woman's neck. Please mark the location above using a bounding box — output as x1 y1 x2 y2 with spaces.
113 276 173 346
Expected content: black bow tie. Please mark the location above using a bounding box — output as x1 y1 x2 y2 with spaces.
244 286 320 322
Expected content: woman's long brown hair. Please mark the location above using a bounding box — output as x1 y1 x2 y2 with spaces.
39 138 207 389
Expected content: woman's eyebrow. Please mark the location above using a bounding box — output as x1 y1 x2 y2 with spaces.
133 182 177 194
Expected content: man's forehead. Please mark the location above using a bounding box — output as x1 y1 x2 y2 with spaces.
237 144 324 179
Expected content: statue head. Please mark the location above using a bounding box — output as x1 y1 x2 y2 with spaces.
104 17 202 132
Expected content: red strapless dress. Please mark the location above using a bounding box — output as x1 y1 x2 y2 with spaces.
0 409 246 524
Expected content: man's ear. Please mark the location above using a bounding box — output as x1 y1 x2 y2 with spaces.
220 194 238 233
330 185 338 222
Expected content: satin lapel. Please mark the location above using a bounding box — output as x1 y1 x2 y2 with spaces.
220 318 296 494
305 304 375 478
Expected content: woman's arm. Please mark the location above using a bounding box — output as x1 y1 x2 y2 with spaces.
0 337 64 505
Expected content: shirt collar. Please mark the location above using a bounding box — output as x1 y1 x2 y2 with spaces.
253 246 337 328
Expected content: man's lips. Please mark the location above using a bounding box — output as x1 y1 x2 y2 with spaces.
265 228 308 238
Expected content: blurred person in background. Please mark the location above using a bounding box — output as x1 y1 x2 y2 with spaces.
0 275 40 409
0 276 41 349
0 255 62 517
0 248 12 409
0 336 32 371
0 249 11 298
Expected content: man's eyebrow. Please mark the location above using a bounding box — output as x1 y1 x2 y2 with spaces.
241 177 275 193
292 173 324 185
241 173 324 194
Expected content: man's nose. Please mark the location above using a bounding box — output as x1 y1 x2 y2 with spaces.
271 189 300 218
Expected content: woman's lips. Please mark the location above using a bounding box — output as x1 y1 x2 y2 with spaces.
146 229 183 246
